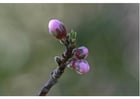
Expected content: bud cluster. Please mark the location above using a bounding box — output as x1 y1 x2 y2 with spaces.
67 46 90 74
48 19 90 75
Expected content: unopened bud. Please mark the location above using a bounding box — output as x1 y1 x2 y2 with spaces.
68 59 90 74
73 46 88 59
48 19 67 40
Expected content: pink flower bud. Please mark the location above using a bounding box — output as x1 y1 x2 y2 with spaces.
68 59 90 74
73 46 88 59
48 19 67 40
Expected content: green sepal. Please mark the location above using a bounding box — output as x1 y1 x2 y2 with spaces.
70 30 77 43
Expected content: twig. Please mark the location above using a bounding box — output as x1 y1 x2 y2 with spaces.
38 19 90 96
38 39 75 96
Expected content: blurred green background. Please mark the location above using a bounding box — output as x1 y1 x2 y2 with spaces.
0 4 139 96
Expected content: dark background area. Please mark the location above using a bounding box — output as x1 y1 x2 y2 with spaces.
0 4 139 96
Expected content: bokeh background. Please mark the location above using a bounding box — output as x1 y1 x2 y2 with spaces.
0 4 139 96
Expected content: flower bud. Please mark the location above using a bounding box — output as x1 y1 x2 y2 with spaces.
68 59 90 74
48 19 67 40
73 46 88 59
